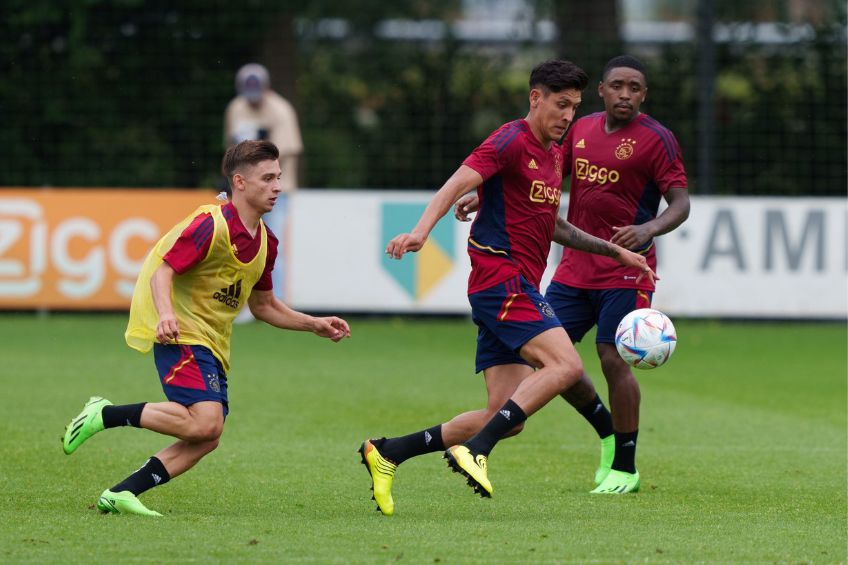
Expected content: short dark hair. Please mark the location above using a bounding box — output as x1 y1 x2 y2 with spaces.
602 55 648 82
221 140 280 184
529 60 589 93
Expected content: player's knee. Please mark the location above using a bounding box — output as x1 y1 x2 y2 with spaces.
541 351 583 392
188 435 221 457
186 420 223 443
200 422 223 443
563 368 584 392
202 436 221 454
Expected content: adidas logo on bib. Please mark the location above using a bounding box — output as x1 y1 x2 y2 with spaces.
213 280 242 309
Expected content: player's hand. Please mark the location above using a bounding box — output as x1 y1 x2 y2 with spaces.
610 224 653 250
613 247 659 285
454 194 479 222
156 313 180 344
312 316 351 342
385 232 426 259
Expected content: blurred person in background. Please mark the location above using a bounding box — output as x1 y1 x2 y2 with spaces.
62 140 349 516
456 55 690 495
225 63 303 315
225 63 302 193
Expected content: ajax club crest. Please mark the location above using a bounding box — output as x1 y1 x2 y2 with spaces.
615 138 636 160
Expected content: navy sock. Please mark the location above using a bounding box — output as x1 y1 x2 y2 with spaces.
576 395 614 439
378 425 445 465
611 430 639 474
102 403 146 429
111 456 170 496
465 399 527 456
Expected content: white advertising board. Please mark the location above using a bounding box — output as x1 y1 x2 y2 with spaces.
653 196 847 318
287 192 847 319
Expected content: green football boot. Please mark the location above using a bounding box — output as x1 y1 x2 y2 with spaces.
444 445 492 497
62 396 112 455
358 439 398 516
96 490 163 517
591 469 640 494
594 435 616 485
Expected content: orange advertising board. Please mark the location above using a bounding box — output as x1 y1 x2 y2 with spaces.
0 189 219 309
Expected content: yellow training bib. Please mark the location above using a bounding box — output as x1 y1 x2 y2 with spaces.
125 204 267 373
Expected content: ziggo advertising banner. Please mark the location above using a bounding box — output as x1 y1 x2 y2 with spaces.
2 189 846 318
0 189 216 309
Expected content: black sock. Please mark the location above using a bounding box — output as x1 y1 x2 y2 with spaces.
576 395 614 439
102 403 146 429
378 425 445 465
611 430 638 474
465 399 527 457
111 456 170 497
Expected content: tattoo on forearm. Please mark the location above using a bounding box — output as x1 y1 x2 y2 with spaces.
557 222 616 257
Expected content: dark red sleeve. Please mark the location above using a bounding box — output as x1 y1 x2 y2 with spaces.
162 213 214 274
462 123 521 181
252 226 279 291
653 133 688 193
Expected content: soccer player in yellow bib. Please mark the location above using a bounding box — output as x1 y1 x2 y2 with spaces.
61 140 350 516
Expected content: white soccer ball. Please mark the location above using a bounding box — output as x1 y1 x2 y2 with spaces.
614 308 677 369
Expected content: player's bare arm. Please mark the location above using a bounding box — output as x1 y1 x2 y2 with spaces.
610 187 690 249
248 289 350 342
150 262 179 344
386 165 484 259
554 216 657 284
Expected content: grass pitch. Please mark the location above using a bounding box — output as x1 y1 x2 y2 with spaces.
0 314 845 563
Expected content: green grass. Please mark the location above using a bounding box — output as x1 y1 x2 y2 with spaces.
1 314 845 564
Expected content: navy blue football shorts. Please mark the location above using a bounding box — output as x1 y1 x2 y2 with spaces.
469 274 563 373
545 282 653 344
153 343 229 416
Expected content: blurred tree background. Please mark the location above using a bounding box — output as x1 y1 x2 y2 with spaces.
0 0 844 194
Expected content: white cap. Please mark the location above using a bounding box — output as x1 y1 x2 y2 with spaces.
235 63 269 102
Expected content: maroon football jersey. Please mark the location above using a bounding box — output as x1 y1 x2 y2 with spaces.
164 202 278 291
463 119 564 294
552 112 687 291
